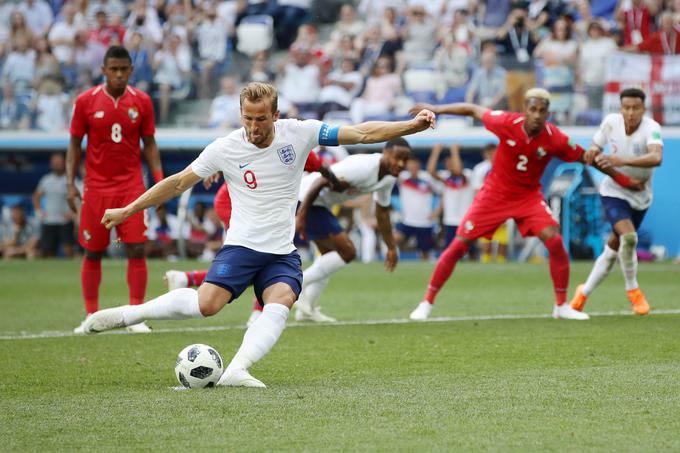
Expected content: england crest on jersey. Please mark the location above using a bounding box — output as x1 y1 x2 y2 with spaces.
277 145 296 165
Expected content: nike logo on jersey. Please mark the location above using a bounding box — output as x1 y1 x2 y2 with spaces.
239 162 251 169
94 111 105 118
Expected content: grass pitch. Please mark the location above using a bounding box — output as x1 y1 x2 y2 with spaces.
1 259 679 451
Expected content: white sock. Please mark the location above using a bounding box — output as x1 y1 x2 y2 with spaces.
121 288 203 325
301 277 329 309
582 245 618 296
619 232 639 291
303 251 347 285
226 303 289 372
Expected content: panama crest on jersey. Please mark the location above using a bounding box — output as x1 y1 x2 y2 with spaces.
277 144 296 165
128 107 139 122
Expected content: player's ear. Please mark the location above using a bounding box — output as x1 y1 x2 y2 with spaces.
273 110 280 121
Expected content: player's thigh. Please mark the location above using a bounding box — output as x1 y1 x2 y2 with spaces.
203 245 264 305
197 282 233 317
253 250 302 306
515 198 559 238
443 225 458 247
457 198 510 241
415 227 434 251
79 195 112 251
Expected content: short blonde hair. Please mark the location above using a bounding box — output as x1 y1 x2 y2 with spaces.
239 82 278 113
525 87 551 104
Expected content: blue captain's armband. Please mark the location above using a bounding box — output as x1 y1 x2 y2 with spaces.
319 123 340 146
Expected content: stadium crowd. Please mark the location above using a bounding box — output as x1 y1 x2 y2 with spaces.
0 0 679 130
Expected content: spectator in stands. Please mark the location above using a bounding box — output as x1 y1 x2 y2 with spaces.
533 16 578 123
146 204 184 259
88 9 125 48
399 5 437 70
617 0 655 46
2 205 38 260
435 13 474 96
465 48 507 109
437 8 476 51
278 45 320 115
629 11 680 54
328 34 361 70
243 50 275 83
496 6 539 111
33 76 68 131
319 57 363 117
349 55 402 123
9 11 34 52
86 0 127 24
194 4 230 99
48 3 80 66
327 3 365 54
187 202 218 260
153 34 191 124
32 152 75 258
357 24 397 76
0 83 31 130
358 0 406 24
579 20 618 109
526 0 560 33
273 0 311 49
208 76 241 129
15 0 54 38
126 1 163 48
127 31 152 92
70 29 105 87
475 0 511 40
2 35 36 94
33 37 61 87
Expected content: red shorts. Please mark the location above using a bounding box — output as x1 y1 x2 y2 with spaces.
457 189 558 241
79 191 147 251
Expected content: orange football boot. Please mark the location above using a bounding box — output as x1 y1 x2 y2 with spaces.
627 288 650 316
570 284 587 312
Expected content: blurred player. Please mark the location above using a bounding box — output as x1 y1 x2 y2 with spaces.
82 82 435 388
290 138 412 322
68 46 162 334
570 88 663 316
408 88 643 321
426 144 475 248
163 150 339 327
395 157 436 261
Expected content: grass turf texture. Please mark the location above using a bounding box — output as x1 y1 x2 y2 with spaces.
1 259 679 451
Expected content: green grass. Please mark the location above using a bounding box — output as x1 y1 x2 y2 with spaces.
1 259 679 451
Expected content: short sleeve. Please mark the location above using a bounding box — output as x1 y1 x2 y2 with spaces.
592 115 611 148
36 175 48 192
303 151 322 172
646 121 663 147
481 109 508 136
550 127 583 163
140 94 156 137
69 95 87 137
373 178 396 207
330 155 376 187
190 139 223 178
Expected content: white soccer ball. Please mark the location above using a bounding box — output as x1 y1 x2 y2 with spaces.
175 344 224 388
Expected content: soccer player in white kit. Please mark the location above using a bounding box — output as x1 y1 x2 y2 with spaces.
570 88 663 316
82 82 435 388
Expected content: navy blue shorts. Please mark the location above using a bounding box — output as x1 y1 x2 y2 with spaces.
205 245 303 303
443 225 458 248
304 205 344 241
396 223 434 251
601 196 647 230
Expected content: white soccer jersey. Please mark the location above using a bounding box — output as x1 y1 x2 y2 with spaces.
398 170 437 227
593 113 663 210
299 153 396 209
191 119 327 254
438 168 475 226
471 159 492 191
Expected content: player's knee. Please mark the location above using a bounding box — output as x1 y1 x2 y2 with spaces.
84 250 104 260
197 290 229 317
621 232 638 248
125 243 145 259
337 245 357 263
544 234 566 254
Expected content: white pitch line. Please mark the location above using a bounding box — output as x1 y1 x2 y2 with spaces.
2 308 680 341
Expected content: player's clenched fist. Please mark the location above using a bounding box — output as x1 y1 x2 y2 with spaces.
101 208 129 230
413 109 436 130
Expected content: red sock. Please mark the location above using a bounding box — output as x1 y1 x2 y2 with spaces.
544 235 569 305
252 297 263 312
424 239 469 304
186 270 208 287
81 257 101 314
127 258 147 305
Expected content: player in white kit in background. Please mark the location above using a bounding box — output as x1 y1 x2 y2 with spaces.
82 82 436 388
426 143 475 248
395 157 437 261
570 88 663 316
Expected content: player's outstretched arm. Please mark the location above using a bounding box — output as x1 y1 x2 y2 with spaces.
426 144 444 181
101 166 202 230
66 136 84 213
595 144 663 169
375 204 398 272
409 102 487 121
336 109 435 145
582 150 646 191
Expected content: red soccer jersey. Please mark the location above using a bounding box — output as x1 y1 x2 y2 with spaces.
70 84 155 195
481 110 583 197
